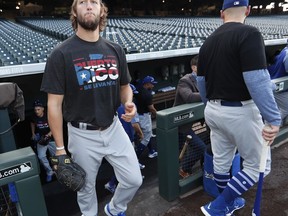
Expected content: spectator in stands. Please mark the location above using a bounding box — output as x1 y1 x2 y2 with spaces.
105 84 145 193
173 55 206 175
135 76 158 159
30 99 56 183
267 42 288 127
40 1 142 216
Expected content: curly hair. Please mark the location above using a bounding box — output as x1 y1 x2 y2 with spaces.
70 0 108 32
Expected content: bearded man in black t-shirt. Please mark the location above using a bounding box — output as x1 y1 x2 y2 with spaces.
40 1 142 216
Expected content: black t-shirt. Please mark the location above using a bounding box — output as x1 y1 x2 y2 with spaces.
136 87 153 114
41 35 131 127
31 113 50 136
197 22 267 101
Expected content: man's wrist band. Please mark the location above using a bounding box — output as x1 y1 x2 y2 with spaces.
56 146 65 150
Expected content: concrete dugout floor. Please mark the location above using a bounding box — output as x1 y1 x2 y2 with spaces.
43 136 288 216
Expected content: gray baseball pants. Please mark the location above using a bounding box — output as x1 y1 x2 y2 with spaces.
138 113 152 146
68 117 143 216
205 100 271 182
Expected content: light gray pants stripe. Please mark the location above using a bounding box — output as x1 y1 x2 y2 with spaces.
138 113 152 146
68 117 142 216
205 100 271 182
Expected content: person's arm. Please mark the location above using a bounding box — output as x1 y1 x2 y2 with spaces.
132 122 144 141
243 69 281 144
284 50 288 72
148 104 157 116
45 117 53 138
47 93 66 155
30 122 36 139
45 131 53 137
177 78 201 103
196 76 208 105
120 84 136 122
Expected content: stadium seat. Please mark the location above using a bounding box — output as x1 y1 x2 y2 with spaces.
1 15 288 67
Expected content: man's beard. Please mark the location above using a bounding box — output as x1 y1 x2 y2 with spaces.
77 13 100 31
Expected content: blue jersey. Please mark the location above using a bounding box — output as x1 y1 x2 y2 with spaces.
117 104 135 142
268 47 288 79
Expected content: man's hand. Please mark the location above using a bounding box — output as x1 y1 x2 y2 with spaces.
38 134 51 146
262 125 280 145
121 102 136 122
137 131 144 141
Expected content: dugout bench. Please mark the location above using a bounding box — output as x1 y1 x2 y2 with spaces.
152 89 176 110
272 76 288 144
156 76 288 202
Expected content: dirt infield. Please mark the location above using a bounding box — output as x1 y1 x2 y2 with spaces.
163 141 288 216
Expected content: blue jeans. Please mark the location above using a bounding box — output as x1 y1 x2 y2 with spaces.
37 141 56 176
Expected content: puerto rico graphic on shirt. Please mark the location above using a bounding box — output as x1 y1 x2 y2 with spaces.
74 53 119 91
36 121 49 130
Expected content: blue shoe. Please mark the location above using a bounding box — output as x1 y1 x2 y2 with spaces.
46 173 53 182
200 202 227 216
226 197 245 216
148 150 158 158
104 203 126 216
139 162 145 169
104 182 116 194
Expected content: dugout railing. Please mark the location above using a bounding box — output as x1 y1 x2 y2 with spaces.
0 108 48 216
0 147 48 216
156 102 205 201
156 76 288 202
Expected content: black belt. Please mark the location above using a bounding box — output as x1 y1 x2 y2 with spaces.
220 101 242 107
71 121 110 131
210 100 243 107
138 112 150 115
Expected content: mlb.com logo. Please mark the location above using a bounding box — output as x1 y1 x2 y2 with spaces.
234 1 240 6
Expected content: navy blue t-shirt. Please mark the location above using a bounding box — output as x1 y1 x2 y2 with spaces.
135 87 153 114
31 112 50 136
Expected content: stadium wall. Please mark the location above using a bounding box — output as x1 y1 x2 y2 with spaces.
0 39 286 150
